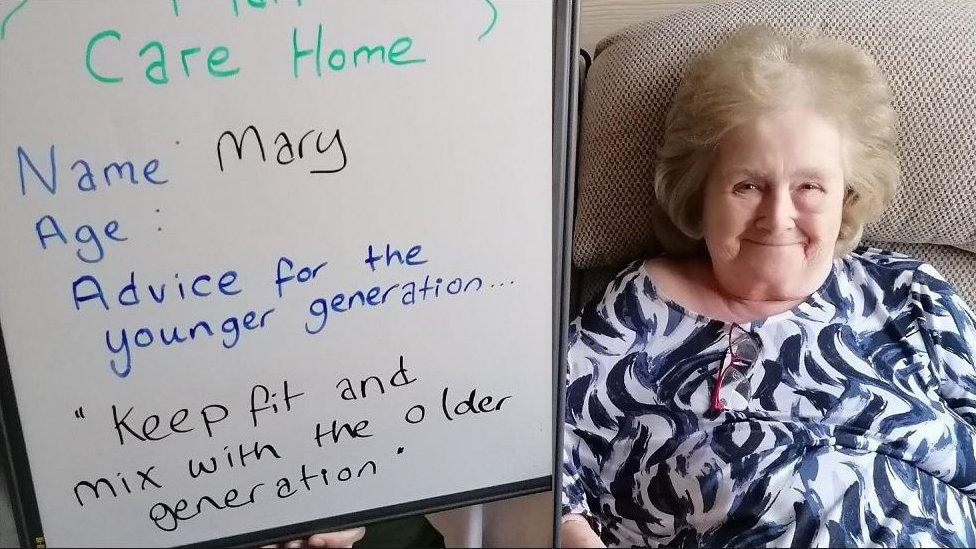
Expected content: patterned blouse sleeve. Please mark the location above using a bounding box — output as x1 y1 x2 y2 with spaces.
562 266 643 519
912 262 976 428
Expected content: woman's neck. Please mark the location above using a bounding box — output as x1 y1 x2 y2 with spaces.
711 257 834 303
646 256 831 324
714 288 808 324
696 259 812 323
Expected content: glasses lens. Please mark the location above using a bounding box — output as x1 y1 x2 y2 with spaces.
720 364 751 399
731 333 760 362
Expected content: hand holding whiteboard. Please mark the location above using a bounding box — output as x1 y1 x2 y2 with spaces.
0 1 574 546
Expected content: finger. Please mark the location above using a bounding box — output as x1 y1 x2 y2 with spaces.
307 527 366 548
285 539 305 549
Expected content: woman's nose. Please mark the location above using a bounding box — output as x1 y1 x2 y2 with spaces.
754 187 796 232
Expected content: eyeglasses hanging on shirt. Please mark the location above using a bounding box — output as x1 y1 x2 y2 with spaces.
711 323 761 412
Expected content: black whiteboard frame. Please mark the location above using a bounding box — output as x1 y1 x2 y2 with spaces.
0 334 43 549
0 0 579 547
551 0 581 547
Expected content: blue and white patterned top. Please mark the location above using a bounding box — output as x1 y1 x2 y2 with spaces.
562 248 976 547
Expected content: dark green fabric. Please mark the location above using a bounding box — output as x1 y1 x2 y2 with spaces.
354 516 445 548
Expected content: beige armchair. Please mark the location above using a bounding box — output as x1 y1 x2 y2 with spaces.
571 0 976 311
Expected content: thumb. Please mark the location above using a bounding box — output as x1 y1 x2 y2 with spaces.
307 527 367 548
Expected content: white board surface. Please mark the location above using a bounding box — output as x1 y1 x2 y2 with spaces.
0 0 555 546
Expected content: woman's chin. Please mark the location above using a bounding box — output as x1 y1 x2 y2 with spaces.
740 244 806 268
725 248 833 299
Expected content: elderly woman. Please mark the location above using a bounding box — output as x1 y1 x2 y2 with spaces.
561 26 976 548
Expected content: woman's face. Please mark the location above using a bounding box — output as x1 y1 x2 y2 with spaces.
702 106 846 299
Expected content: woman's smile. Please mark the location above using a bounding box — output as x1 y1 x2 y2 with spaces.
742 238 804 247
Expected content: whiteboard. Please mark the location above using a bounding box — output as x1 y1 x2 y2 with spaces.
0 0 565 546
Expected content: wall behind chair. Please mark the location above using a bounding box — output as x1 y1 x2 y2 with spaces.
581 0 723 53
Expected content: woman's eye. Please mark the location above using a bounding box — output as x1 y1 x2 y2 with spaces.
733 182 758 193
